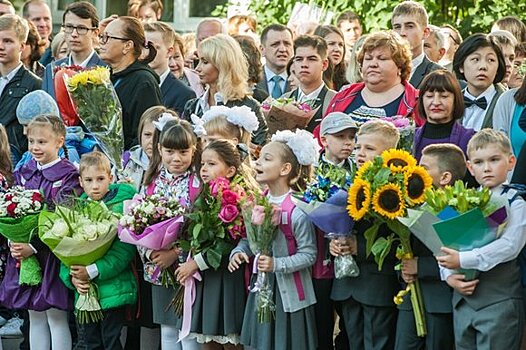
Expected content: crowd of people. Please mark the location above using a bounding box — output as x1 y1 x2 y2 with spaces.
0 0 525 349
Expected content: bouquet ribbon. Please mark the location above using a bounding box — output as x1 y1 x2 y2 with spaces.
178 254 202 342
250 253 262 292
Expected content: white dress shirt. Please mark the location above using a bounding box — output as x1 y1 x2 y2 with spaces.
297 83 324 103
461 85 497 131
68 50 96 68
264 65 287 94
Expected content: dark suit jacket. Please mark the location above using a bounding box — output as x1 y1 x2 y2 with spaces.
0 66 41 155
256 67 290 95
161 73 196 116
42 53 107 99
409 56 443 88
282 85 336 132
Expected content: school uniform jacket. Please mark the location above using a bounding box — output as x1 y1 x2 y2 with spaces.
160 72 196 116
409 56 443 89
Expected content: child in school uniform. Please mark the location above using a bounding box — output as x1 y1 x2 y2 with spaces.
437 129 526 350
229 129 320 350
140 117 201 350
329 120 401 350
395 143 465 350
0 115 82 350
59 151 137 349
315 112 358 349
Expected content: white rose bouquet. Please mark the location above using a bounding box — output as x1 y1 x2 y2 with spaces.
39 200 118 323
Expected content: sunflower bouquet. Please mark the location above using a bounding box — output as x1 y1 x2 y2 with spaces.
65 66 124 171
347 149 433 337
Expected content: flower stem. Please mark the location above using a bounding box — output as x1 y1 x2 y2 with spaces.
410 280 427 337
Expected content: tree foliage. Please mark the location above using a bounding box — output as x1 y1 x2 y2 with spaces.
213 0 526 38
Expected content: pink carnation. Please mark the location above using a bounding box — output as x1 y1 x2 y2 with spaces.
251 205 266 225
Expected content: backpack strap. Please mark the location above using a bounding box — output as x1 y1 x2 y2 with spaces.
279 193 305 301
502 183 526 205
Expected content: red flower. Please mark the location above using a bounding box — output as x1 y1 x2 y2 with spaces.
5 194 12 201
221 190 240 205
6 202 17 217
31 192 43 203
219 204 239 223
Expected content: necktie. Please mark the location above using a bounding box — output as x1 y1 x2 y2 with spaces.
464 96 488 110
271 75 283 99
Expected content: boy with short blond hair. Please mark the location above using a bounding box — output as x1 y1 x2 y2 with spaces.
144 21 195 116
0 14 41 163
420 143 466 187
330 118 401 349
60 151 137 349
437 129 525 350
391 0 442 88
319 112 358 173
396 143 464 349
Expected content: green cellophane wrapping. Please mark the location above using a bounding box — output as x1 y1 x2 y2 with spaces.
0 214 42 286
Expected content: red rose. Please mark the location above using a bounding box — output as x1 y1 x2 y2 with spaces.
6 202 17 217
5 194 12 201
218 204 239 223
221 190 240 205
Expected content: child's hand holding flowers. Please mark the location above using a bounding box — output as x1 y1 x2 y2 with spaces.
72 276 90 295
257 255 274 272
70 265 89 281
10 243 34 260
150 248 179 270
175 259 199 283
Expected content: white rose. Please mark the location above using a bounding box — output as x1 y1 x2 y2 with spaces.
50 219 70 238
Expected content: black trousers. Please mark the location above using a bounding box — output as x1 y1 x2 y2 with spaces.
76 307 125 350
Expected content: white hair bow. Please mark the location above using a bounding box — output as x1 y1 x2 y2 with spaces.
153 113 177 131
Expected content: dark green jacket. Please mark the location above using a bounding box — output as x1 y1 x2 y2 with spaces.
59 183 138 309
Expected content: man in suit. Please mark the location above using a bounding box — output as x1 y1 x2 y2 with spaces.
145 21 195 116
42 1 106 99
282 35 335 133
257 24 294 98
392 1 442 88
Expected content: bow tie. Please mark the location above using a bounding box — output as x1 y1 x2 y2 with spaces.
464 96 488 110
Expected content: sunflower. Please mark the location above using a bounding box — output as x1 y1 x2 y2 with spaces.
354 160 373 180
404 166 433 205
372 183 406 219
381 149 417 172
347 178 371 220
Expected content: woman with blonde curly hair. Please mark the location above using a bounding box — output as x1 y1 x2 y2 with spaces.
182 34 268 145
315 30 423 138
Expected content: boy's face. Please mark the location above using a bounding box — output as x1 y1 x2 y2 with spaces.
293 45 328 88
355 133 390 168
80 166 112 201
392 15 429 58
499 43 515 85
0 30 24 66
339 19 362 47
420 154 447 187
146 30 172 72
321 128 356 164
467 144 515 189
63 12 97 55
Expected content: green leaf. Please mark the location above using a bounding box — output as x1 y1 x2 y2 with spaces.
371 234 394 271
364 221 380 257
192 223 202 240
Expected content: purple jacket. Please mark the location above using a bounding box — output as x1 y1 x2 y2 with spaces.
15 159 82 207
0 158 81 311
413 122 476 160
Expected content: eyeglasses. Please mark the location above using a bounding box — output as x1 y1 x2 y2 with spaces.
98 33 130 45
62 24 96 35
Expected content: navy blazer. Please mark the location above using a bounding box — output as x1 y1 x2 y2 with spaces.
42 53 107 99
409 56 443 89
160 72 196 116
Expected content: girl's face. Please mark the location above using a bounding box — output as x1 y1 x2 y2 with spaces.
159 145 194 175
140 122 155 158
254 142 289 185
28 125 64 165
195 53 219 86
460 46 499 96
325 32 345 66
200 148 236 184
422 90 455 124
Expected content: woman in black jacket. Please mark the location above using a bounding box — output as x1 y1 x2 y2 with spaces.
99 16 162 149
182 34 268 146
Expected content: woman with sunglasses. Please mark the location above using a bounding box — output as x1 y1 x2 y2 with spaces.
99 16 161 150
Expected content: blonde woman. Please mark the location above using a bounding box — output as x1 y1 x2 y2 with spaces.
182 34 268 145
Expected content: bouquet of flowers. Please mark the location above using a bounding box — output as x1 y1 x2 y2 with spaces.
53 64 83 127
185 176 247 269
39 200 118 323
241 192 280 323
261 97 318 134
380 115 415 152
347 149 433 337
65 66 124 170
294 166 357 279
118 194 185 287
0 187 44 286
398 181 508 281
